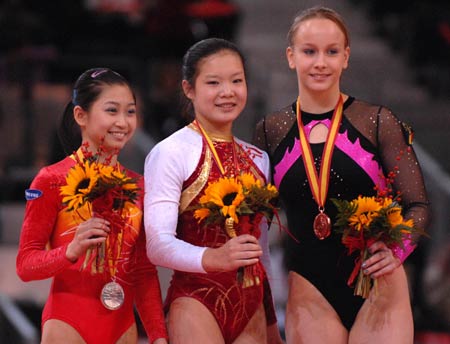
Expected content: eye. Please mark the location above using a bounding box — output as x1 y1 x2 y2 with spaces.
233 78 244 84
327 48 339 55
206 80 219 85
106 107 118 113
127 108 137 116
303 48 315 56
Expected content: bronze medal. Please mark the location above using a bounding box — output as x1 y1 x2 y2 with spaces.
100 281 125 310
313 211 331 240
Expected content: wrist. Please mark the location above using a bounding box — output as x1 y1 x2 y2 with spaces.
201 247 215 272
65 243 79 263
392 239 416 263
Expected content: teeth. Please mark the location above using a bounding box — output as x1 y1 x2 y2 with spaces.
110 132 126 138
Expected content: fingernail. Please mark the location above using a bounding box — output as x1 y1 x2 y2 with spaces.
364 269 370 275
361 262 367 268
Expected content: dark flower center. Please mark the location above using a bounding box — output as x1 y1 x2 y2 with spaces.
76 178 90 192
223 192 237 206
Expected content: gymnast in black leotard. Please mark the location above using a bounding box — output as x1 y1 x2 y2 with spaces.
253 6 430 344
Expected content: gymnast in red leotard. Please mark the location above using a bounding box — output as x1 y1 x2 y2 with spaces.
144 38 283 344
16 68 167 344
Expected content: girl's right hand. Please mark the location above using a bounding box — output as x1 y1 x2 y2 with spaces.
202 234 262 272
65 217 110 262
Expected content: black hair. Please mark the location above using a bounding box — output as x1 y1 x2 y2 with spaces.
57 67 134 155
181 38 246 119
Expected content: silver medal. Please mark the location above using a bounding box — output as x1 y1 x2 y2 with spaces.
100 281 124 310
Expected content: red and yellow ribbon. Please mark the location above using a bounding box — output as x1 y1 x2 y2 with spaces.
296 95 343 210
194 120 239 177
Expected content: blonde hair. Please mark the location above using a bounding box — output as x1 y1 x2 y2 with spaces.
287 6 350 47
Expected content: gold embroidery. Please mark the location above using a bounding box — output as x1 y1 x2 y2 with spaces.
235 144 265 183
179 148 212 213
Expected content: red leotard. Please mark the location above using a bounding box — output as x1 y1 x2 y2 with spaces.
16 157 167 343
164 136 274 343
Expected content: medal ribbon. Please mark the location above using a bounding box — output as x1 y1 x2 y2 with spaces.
194 120 238 176
296 95 343 210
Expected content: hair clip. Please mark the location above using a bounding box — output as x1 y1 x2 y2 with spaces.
72 90 78 105
91 69 108 78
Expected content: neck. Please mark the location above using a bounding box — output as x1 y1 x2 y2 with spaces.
77 145 119 166
297 89 344 114
195 118 233 141
99 153 118 166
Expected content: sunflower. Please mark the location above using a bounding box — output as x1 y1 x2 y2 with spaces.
121 177 140 193
98 163 115 178
239 173 261 190
348 196 382 231
60 162 100 211
194 208 211 223
385 204 404 227
268 184 277 192
201 177 245 223
381 197 394 207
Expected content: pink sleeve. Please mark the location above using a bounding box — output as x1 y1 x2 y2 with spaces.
391 235 416 263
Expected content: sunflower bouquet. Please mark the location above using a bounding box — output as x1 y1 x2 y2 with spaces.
331 195 422 298
60 142 140 274
191 173 278 287
193 173 278 228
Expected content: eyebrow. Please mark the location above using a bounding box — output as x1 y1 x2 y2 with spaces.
204 71 245 78
297 42 342 47
104 100 136 106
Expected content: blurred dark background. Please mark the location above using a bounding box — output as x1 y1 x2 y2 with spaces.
0 0 448 343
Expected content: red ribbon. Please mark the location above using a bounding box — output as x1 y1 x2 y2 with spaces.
342 229 377 287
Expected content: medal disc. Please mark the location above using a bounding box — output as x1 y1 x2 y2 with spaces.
313 212 331 240
101 281 125 310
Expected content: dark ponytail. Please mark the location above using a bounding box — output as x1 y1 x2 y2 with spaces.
56 67 134 156
58 101 81 155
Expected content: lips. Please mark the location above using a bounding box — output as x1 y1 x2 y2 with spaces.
310 73 330 81
216 102 236 110
108 131 127 139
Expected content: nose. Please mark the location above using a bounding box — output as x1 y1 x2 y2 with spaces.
114 113 127 127
220 82 234 97
314 52 326 68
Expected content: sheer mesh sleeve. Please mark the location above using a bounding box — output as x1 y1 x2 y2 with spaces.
253 105 296 158
345 100 431 261
376 106 431 261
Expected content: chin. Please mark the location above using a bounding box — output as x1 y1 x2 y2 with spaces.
105 141 128 152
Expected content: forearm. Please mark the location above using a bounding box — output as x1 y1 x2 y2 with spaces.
147 231 207 273
135 274 168 342
16 243 73 281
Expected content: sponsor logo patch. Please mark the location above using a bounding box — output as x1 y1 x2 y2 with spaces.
25 189 43 200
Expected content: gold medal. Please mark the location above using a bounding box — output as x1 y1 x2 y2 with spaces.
100 281 124 310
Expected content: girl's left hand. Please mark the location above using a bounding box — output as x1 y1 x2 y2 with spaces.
362 241 401 279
